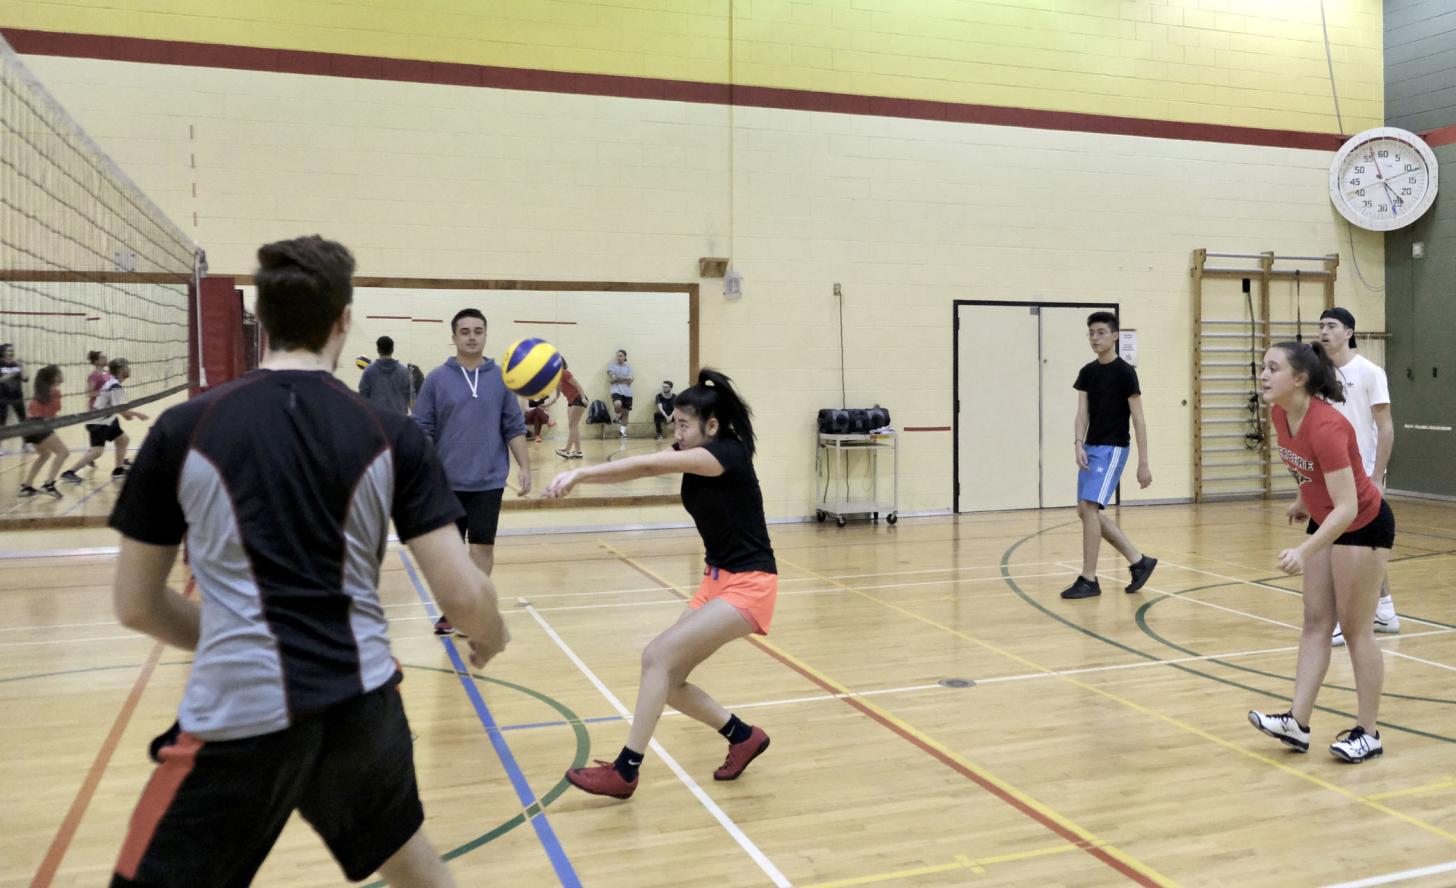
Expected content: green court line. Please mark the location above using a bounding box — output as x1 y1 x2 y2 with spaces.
998 523 1456 745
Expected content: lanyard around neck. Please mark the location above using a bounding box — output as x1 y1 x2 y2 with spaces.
460 365 481 399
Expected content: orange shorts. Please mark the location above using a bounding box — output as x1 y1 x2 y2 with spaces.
689 566 778 635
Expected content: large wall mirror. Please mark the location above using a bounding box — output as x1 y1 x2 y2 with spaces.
256 277 699 511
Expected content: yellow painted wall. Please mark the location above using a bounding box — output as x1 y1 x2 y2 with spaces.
16 54 1386 525
6 0 1382 132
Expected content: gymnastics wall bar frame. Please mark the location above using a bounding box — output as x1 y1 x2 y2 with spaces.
1191 249 1338 502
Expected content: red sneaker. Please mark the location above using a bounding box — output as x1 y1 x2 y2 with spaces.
566 760 638 799
714 726 770 780
433 615 455 636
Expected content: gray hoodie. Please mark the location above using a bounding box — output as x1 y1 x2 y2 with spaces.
413 356 526 492
358 357 412 414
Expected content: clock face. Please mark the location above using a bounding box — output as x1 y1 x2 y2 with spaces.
1329 127 1439 232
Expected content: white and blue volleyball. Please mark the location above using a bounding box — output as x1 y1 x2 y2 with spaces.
501 338 563 398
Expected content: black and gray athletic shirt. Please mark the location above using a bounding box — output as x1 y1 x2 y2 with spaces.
110 369 463 740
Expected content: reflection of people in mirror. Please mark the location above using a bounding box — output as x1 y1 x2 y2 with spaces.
544 368 776 800
523 392 557 442
654 380 675 440
608 348 633 438
554 360 587 459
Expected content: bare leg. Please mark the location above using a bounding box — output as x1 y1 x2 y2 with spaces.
1332 545 1388 730
68 445 103 474
567 405 584 451
374 828 454 888
1078 500 1101 580
1290 546 1337 725
42 437 66 483
1097 511 1143 563
469 543 494 577
625 600 754 752
21 446 51 488
112 433 130 470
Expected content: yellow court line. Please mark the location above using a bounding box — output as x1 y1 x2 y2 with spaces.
802 842 1085 888
600 544 1178 888
776 555 1456 848
1364 776 1456 802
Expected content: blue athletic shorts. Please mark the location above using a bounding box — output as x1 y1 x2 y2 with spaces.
1077 445 1127 508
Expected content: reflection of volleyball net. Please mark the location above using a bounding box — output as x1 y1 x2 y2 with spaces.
1 33 200 441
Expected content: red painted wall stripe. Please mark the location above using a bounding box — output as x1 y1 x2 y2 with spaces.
2 27 1350 151
903 426 951 432
513 319 578 325
1424 122 1456 148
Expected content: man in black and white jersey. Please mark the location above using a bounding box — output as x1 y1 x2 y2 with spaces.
106 235 509 887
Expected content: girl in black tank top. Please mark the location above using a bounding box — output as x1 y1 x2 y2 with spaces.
543 369 776 799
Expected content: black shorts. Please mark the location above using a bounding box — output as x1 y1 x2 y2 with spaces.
455 487 504 545
1307 499 1396 550
88 419 125 447
112 673 422 886
569 394 588 409
21 430 54 446
611 394 633 410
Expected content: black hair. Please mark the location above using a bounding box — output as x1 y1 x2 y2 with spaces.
672 368 756 456
254 235 356 352
616 349 627 358
108 357 128 376
1086 310 1119 333
1273 341 1344 402
663 380 673 388
451 308 486 334
376 335 394 355
87 350 104 364
34 364 62 404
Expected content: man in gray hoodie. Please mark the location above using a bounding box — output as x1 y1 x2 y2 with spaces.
358 335 412 413
413 308 530 636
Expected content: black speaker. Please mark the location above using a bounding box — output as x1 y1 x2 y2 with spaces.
817 407 891 434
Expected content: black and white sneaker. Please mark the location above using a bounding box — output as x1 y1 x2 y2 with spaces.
18 484 38 498
1248 710 1310 752
112 466 128 478
60 470 84 484
1125 555 1158 593
1329 726 1382 763
1060 576 1101 599
40 482 62 499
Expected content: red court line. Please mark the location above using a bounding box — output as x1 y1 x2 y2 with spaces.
514 319 578 325
608 551 1160 887
30 577 194 888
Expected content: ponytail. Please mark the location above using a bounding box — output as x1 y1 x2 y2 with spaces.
672 367 757 456
87 350 103 364
1274 341 1344 402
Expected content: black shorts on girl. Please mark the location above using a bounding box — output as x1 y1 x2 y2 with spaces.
1307 499 1395 550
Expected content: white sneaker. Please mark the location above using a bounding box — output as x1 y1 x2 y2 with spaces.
1329 726 1382 763
1332 623 1345 647
619 426 628 438
1248 710 1310 752
1374 597 1400 634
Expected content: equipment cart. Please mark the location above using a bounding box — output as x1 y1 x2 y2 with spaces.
815 432 898 527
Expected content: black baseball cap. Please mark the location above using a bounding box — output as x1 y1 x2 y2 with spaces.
1319 307 1357 348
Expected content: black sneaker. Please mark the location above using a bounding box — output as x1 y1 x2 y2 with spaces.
1060 576 1101 599
112 466 128 477
60 470 83 484
40 482 62 499
1125 555 1158 593
18 484 38 498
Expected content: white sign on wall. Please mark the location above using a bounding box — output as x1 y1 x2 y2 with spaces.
1119 329 1137 366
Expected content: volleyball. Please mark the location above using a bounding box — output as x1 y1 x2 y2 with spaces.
355 355 371 370
501 338 563 398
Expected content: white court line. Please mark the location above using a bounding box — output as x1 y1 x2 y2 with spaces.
522 600 793 888
1320 859 1456 888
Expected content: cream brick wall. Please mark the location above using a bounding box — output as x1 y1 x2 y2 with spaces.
19 55 1386 522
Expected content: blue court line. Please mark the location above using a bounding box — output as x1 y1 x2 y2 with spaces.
398 550 581 888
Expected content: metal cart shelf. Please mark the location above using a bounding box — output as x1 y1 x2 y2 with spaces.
815 432 898 527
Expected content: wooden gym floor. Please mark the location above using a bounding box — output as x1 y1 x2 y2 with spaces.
3 498 1456 887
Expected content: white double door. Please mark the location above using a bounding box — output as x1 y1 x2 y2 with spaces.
954 303 1116 512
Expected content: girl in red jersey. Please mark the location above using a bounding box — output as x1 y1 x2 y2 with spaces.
19 365 67 499
1248 341 1394 764
543 368 775 798
553 359 588 459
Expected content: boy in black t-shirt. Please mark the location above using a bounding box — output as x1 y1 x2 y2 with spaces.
1061 311 1157 600
653 380 675 439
